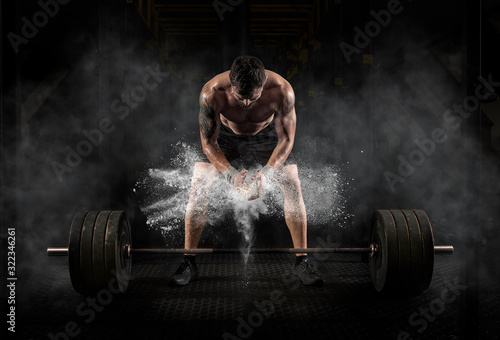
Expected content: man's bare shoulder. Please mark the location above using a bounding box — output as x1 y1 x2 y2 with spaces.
201 71 230 94
200 71 230 104
263 70 295 114
264 70 294 96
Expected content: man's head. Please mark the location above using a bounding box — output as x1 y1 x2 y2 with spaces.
229 56 267 108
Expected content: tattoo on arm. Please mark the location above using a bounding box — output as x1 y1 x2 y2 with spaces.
199 97 216 140
283 93 295 114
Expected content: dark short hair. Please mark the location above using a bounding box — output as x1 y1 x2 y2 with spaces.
229 56 266 96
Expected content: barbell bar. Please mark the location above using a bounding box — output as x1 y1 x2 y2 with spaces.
46 209 454 295
47 245 454 256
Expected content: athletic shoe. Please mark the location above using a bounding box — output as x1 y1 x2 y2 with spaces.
293 256 323 286
172 257 198 285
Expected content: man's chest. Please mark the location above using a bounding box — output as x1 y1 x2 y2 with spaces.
220 105 276 124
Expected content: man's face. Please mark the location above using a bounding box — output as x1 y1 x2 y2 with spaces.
231 86 264 109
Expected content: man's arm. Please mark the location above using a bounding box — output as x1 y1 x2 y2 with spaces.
266 87 297 169
248 85 296 200
199 89 250 190
198 91 231 173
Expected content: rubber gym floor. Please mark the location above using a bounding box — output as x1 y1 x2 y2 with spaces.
16 248 500 339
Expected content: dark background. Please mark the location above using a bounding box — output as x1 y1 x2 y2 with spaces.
1 0 499 338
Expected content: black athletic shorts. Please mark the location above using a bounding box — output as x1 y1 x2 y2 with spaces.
197 119 296 167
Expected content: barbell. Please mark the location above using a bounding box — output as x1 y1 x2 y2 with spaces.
46 209 454 294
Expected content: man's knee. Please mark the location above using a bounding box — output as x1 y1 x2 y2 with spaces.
275 166 302 194
278 176 302 192
190 163 218 193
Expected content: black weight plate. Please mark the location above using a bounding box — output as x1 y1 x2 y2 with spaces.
370 210 399 292
402 210 423 292
370 213 385 291
68 211 88 294
105 211 131 293
119 213 132 292
80 211 99 292
389 210 411 289
92 211 112 290
413 209 434 291
115 211 131 292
